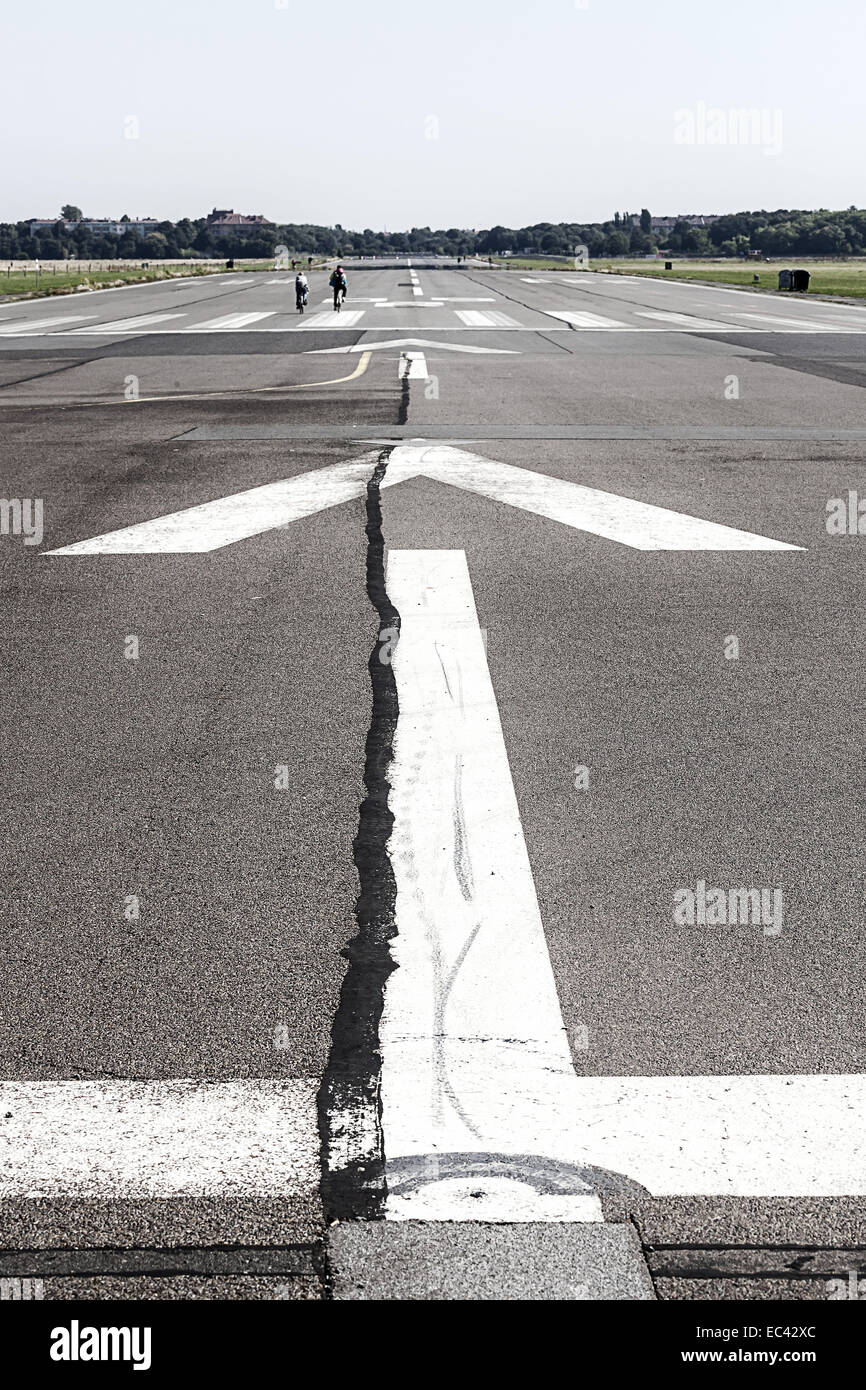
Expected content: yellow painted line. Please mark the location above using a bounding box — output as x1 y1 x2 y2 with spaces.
0 351 373 409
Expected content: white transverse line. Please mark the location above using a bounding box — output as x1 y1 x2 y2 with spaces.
545 1076 866 1196
545 310 629 328
383 549 603 1221
187 311 275 331
47 454 379 554
47 445 804 554
0 1080 319 1197
73 313 185 334
0 315 95 335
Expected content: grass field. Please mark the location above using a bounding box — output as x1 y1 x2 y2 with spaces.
482 255 866 299
0 262 272 302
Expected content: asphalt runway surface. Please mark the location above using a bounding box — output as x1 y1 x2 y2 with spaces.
1 261 864 1300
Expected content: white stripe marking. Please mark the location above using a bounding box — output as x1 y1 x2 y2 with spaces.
731 312 862 332
299 311 365 328
73 313 185 334
382 549 603 1221
455 310 521 327
554 1076 866 1195
187 312 275 331
47 454 379 554
0 1080 319 1197
399 352 428 379
635 310 742 330
546 310 629 328
0 315 95 335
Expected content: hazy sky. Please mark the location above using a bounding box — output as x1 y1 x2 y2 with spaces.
4 0 865 228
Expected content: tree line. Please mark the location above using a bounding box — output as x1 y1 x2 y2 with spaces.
3 206 866 261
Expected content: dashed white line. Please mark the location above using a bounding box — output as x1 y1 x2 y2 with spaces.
545 310 629 329
187 312 276 331
729 312 864 332
635 310 745 330
0 315 96 335
298 310 365 329
455 309 522 327
72 312 186 334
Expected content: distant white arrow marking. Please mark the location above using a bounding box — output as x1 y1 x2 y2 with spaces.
46 445 804 554
308 338 518 355
382 549 603 1220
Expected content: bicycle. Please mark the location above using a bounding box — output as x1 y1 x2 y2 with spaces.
296 289 308 314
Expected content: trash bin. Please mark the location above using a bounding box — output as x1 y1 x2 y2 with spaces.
226 258 235 270
791 269 810 292
664 260 673 270
778 269 792 290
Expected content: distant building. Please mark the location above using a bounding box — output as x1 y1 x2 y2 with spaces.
205 208 273 237
632 214 721 233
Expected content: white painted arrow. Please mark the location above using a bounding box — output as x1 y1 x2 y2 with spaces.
46 445 804 555
377 550 859 1219
307 338 518 356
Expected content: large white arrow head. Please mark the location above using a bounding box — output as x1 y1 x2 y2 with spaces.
46 445 804 554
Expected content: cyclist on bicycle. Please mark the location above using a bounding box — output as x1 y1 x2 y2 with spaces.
330 264 348 311
295 271 309 312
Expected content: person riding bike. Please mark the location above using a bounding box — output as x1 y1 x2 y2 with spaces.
329 264 348 311
295 271 309 312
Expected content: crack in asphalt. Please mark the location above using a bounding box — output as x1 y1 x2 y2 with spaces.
316 446 401 1227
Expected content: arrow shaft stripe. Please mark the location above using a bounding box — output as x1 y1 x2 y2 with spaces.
383 548 603 1220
